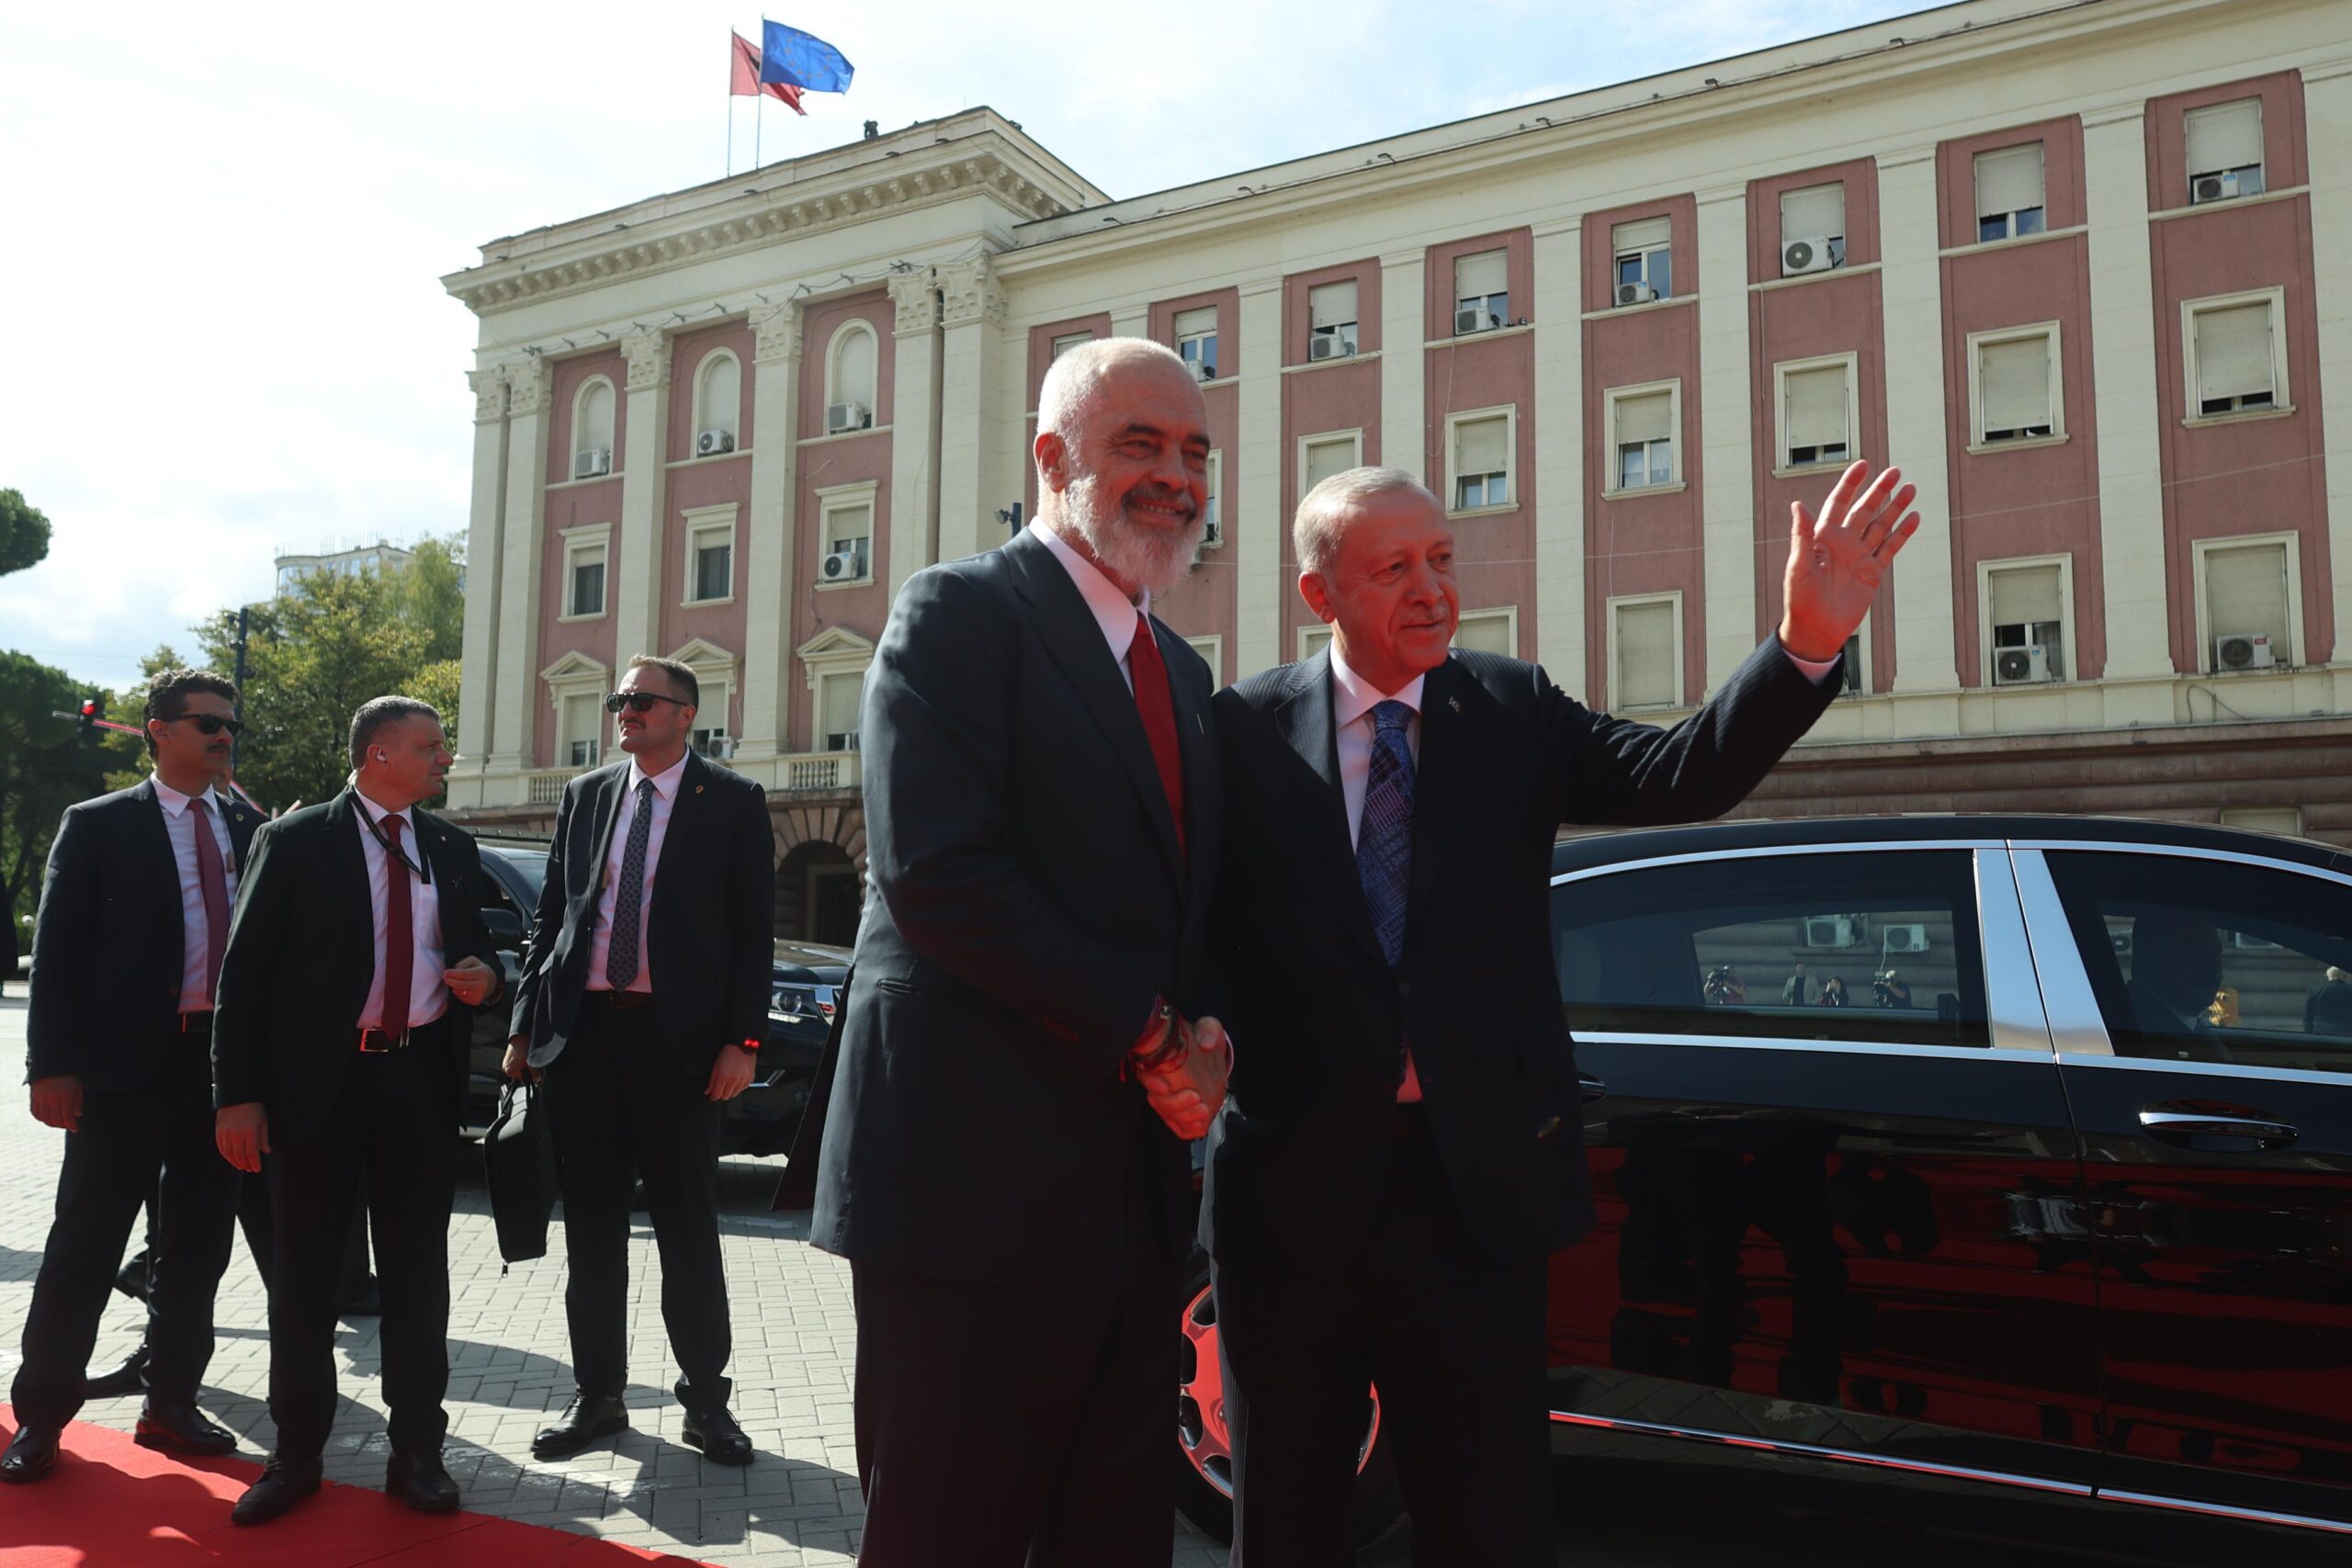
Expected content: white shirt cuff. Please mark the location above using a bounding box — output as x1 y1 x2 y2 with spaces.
1781 644 1841 685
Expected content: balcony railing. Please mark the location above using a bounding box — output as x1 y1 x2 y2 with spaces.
524 767 583 805
779 751 863 793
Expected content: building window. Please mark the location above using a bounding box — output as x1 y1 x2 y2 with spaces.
2218 806 2301 836
1453 250 1508 334
1308 280 1359 360
797 627 876 756
2186 97 2265 203
2185 290 2286 418
1775 356 1855 470
1611 217 1671 305
1298 430 1363 498
1969 324 2062 446
668 640 739 759
560 527 610 620
1447 409 1513 512
818 669 865 752
1202 450 1224 547
1983 558 2070 685
1778 183 1847 275
1974 143 2046 242
817 482 877 588
1183 634 1224 687
683 505 736 605
1173 307 1218 379
1453 607 1516 657
562 692 603 768
1299 623 1335 660
1050 330 1091 361
1604 382 1678 494
694 350 741 454
1837 617 1871 696
827 323 877 431
1610 594 1681 710
2197 535 2296 671
571 377 616 479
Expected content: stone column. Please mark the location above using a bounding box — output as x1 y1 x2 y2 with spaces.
2082 103 2174 709
455 363 507 798
886 268 943 604
1532 217 1586 689
2301 62 2352 672
738 304 802 764
1875 147 1962 713
490 355 552 773
1695 185 1759 695
1379 249 1425 479
1236 276 1285 678
614 328 672 666
936 256 1010 565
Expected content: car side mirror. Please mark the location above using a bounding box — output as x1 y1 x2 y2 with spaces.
481 908 525 950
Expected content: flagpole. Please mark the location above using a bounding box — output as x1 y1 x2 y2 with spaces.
755 93 763 169
726 31 735 176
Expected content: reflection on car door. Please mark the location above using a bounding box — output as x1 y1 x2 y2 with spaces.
1547 846 2104 1490
2023 845 2352 1530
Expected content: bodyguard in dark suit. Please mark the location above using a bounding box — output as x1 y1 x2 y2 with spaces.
2305 966 2352 1035
809 339 1229 1567
505 654 773 1465
211 697 504 1525
5 671 256 1483
1207 462 1919 1565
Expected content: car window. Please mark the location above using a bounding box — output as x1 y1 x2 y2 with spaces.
1553 851 1989 1047
2043 851 2352 1075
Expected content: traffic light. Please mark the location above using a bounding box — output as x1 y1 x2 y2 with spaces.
75 694 101 744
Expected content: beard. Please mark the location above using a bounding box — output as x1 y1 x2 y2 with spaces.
1062 469 1206 599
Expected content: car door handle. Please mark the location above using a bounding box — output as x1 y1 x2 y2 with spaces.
2138 1109 2300 1151
1578 1074 1609 1105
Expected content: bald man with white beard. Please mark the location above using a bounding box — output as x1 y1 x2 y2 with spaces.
807 339 1231 1567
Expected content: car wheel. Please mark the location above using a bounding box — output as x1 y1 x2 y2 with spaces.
1174 1252 1405 1548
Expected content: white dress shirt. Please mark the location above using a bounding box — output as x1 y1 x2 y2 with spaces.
1032 520 1149 689
586 750 690 994
353 790 447 1031
152 776 239 1013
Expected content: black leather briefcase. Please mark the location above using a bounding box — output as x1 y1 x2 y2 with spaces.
484 1079 559 1263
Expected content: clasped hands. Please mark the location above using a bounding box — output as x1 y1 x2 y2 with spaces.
1133 1012 1229 1141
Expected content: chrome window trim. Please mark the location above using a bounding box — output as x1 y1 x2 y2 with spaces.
1976 848 2053 1053
1569 1032 2051 1065
2056 1052 2352 1092
2007 850 2116 1057
2096 1488 2352 1537
1550 838 1998 886
2007 838 2352 889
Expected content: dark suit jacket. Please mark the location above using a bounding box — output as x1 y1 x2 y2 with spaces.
26 779 261 1090
509 750 774 1083
211 791 500 1142
2305 978 2352 1035
1204 638 1837 1275
809 527 1223 1284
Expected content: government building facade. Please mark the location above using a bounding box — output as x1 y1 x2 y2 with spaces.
441 0 2352 942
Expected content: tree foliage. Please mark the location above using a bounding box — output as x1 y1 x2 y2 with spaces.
0 651 116 961
0 489 53 578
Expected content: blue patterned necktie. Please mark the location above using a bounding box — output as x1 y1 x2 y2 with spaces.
1357 700 1416 970
606 778 657 989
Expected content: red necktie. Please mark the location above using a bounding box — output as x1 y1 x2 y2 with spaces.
187 796 231 1007
381 814 413 1035
1128 611 1186 855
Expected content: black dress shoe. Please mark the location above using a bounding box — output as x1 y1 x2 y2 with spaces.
677 1382 752 1467
0 1425 61 1483
134 1402 239 1456
231 1456 322 1525
84 1343 152 1400
385 1450 460 1513
114 1254 152 1303
531 1391 629 1461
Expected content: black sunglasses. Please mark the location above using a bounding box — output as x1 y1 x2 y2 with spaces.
605 691 691 715
175 714 244 738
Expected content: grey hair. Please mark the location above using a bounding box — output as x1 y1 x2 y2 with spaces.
1293 466 1438 577
1036 336 1192 450
349 696 442 771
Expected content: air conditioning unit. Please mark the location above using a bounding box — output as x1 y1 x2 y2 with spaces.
695 428 735 457
1616 282 1657 307
1185 359 1214 383
825 400 871 434
1882 923 1930 954
2215 631 2276 671
1309 333 1350 362
1454 307 1498 335
698 733 736 759
1781 237 1834 276
2192 171 2241 204
1805 914 1866 949
1200 518 1224 548
826 729 862 753
1993 645 2052 685
821 547 863 582
573 447 611 479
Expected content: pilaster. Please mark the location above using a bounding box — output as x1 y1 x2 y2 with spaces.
1875 147 1962 716
490 355 552 770
456 364 507 793
1695 186 1758 695
1532 218 1585 690
615 328 671 668
739 304 802 761
886 268 944 605
936 255 1010 565
2302 62 2352 672
1237 277 1286 679
1379 249 1425 481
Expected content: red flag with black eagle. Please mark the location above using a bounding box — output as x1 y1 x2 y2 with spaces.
730 30 806 114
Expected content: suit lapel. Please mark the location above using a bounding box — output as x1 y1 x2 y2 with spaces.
584 763 628 901
220 794 260 874
129 780 184 952
648 753 706 927
328 793 373 958
1273 655 1383 965
1405 656 1484 938
1162 618 1219 894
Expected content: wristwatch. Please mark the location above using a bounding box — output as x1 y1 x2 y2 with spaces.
730 1037 762 1055
1130 998 1183 1071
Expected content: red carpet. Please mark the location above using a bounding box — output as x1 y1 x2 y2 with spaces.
0 1410 714 1566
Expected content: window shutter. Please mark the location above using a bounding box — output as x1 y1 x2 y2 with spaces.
1780 183 1846 241
1974 144 2045 216
1455 415 1508 477
837 330 877 404
1309 280 1358 328
563 693 599 751
1302 625 1334 659
1453 612 1513 656
822 673 865 739
1615 602 1677 707
1979 335 2052 433
701 355 741 436
1454 250 1507 300
831 502 874 545
1305 437 1355 490
1784 365 1849 452
2186 97 2263 175
2205 542 2290 648
1988 563 2064 628
1173 307 1216 340
579 382 614 453
2196 302 2274 401
1612 217 1670 254
1616 391 1671 446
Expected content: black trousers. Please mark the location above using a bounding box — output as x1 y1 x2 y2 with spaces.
546 1000 729 1398
266 1024 457 1460
1216 1134 1554 1568
11 1030 240 1427
849 1151 1178 1568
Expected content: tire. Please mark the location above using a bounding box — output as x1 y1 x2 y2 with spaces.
1173 1250 1406 1549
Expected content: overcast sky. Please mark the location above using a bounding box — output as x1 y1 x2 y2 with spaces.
0 0 1919 694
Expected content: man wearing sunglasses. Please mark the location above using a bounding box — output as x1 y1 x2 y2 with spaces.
7 671 258 1483
505 654 774 1467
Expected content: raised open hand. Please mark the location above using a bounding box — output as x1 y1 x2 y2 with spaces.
1780 458 1921 662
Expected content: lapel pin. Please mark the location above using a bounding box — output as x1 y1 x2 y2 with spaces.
695 784 706 794
1448 696 1461 714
